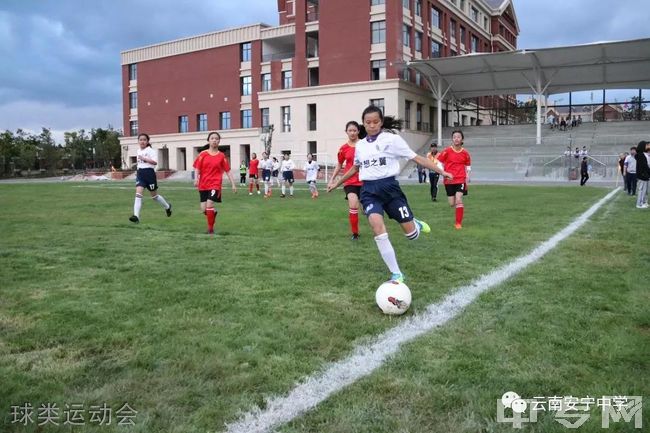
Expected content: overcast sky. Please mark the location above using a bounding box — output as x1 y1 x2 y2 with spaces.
1 0 648 143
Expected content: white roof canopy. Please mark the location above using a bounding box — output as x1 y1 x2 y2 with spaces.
407 38 650 99
407 38 650 145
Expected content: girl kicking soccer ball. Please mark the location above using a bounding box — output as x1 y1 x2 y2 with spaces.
328 105 452 283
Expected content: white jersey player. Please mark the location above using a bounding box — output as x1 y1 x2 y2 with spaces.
304 153 320 199
280 154 296 197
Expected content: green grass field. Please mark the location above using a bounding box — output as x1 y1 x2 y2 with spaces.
0 181 647 432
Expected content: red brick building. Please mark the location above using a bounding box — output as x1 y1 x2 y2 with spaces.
120 0 518 172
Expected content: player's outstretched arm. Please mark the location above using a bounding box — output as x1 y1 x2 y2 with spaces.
412 155 452 181
327 163 343 189
327 165 358 192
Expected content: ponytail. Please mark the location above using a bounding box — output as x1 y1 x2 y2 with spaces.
361 105 402 134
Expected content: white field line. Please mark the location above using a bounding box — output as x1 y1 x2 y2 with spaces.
225 187 621 433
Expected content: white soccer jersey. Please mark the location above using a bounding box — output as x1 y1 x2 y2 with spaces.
304 161 320 181
260 158 274 170
137 146 157 169
354 132 416 181
272 161 280 172
281 159 295 172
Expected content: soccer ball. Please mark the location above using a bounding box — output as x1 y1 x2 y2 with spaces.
375 281 411 315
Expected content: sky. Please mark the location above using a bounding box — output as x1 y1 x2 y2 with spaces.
1 0 648 143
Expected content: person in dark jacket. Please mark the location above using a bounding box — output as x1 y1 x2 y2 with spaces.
579 157 589 186
634 140 649 209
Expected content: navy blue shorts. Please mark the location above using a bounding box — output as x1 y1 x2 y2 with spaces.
136 168 158 191
360 177 414 223
282 171 294 183
262 169 271 181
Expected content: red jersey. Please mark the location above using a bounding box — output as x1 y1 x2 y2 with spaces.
249 158 260 176
337 143 362 186
193 151 231 190
436 146 471 185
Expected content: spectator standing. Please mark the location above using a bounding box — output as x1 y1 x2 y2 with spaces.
634 141 649 209
624 147 638 195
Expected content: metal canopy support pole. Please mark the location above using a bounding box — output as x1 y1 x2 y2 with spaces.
437 78 443 146
536 72 542 145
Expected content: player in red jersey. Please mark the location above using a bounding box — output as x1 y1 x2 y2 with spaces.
328 121 365 240
248 153 261 195
436 130 472 229
193 132 237 235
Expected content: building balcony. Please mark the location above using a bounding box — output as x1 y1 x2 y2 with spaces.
262 51 295 62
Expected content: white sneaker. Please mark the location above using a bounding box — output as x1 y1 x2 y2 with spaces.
249 192 253 196
257 190 261 195
637 203 649 209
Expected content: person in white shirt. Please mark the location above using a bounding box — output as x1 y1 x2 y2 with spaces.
271 157 281 188
328 105 452 284
259 152 275 197
304 153 321 199
624 147 638 195
129 133 172 224
280 154 296 197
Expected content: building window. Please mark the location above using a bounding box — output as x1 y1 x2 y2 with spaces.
369 98 384 114
431 41 441 58
371 59 386 80
281 106 291 132
371 0 384 4
415 31 423 52
450 49 457 56
460 26 466 45
415 71 421 86
431 7 440 28
178 115 189 133
484 16 489 30
129 120 138 136
415 0 422 16
471 35 479 52
371 21 386 44
308 141 317 155
282 71 292 89
197 113 208 131
241 76 252 96
308 103 316 131
241 109 252 128
308 67 319 87
402 0 409 10
220 112 231 129
129 91 137 109
416 103 423 130
241 42 252 62
262 73 271 91
402 24 411 47
460 0 466 11
306 31 319 58
402 68 410 81
450 19 457 39
471 7 479 22
128 64 137 81
404 100 412 129
261 108 270 128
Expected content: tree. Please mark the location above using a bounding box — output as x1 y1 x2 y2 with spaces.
38 128 63 172
64 130 91 169
625 96 647 120
91 127 121 169
515 99 537 124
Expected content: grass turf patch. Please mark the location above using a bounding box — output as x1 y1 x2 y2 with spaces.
1 182 643 432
